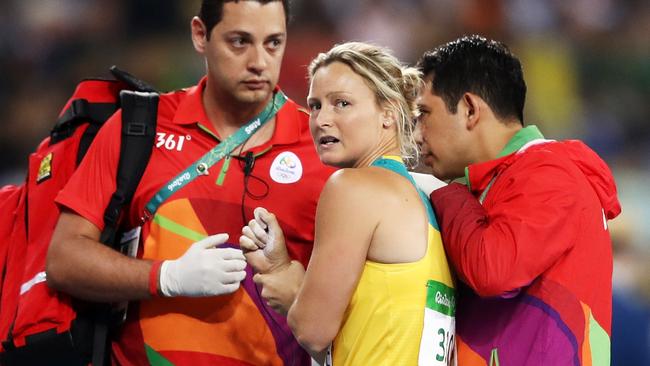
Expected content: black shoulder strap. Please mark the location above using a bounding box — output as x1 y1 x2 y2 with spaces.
75 67 158 166
92 91 158 366
110 66 157 93
99 90 158 246
52 65 156 155
50 100 118 147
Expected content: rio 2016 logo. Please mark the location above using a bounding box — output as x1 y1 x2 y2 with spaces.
270 151 302 184
279 156 297 169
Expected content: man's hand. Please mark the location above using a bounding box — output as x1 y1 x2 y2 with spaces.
159 233 247 297
253 260 305 315
239 207 291 273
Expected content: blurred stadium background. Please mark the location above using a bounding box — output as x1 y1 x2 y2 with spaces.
0 0 648 362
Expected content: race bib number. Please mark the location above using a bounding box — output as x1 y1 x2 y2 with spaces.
324 344 333 366
419 280 456 366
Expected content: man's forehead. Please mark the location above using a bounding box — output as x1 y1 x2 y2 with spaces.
417 82 434 103
218 1 286 32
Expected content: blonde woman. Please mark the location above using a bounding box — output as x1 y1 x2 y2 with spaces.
241 42 455 365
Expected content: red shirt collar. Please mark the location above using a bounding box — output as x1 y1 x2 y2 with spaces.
172 76 210 126
172 76 303 148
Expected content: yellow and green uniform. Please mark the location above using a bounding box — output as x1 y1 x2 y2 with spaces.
331 156 456 366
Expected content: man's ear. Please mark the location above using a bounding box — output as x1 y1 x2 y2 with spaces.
191 16 208 54
461 92 481 130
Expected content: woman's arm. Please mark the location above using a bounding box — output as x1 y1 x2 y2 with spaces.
287 169 380 354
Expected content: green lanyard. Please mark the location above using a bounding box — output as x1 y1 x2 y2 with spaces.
144 91 287 216
371 156 439 231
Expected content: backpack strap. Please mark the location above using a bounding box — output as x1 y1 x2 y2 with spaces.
92 90 158 366
75 124 102 166
109 66 157 93
72 67 158 166
99 90 158 246
51 66 157 160
50 99 119 147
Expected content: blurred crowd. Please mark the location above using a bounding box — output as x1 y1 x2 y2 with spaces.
0 0 648 362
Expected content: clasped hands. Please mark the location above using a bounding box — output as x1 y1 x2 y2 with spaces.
239 207 305 315
155 207 304 314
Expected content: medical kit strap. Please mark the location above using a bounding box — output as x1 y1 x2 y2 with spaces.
93 91 159 366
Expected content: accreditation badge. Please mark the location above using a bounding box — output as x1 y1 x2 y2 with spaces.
36 152 53 184
119 226 141 258
419 280 456 366
114 226 142 323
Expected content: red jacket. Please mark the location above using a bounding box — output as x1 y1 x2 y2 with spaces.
430 126 621 365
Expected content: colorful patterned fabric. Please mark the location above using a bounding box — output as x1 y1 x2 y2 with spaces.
430 126 621 365
57 78 334 365
136 198 300 365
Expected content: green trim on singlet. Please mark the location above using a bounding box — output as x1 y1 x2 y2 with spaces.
371 156 439 231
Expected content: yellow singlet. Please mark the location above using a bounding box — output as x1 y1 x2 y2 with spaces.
331 157 455 365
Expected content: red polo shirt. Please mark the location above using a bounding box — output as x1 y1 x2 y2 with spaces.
57 77 334 365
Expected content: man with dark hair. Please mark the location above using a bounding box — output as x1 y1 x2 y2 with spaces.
199 0 292 34
415 35 621 365
47 1 332 365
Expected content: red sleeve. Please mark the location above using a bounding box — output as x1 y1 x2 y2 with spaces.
55 111 122 230
430 157 579 297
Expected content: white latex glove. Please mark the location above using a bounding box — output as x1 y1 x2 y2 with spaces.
409 172 447 196
159 233 247 297
239 207 290 274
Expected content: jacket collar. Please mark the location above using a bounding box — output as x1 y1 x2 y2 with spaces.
496 125 545 158
465 125 545 193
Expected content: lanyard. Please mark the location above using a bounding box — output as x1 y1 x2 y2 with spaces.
371 156 439 230
144 91 287 216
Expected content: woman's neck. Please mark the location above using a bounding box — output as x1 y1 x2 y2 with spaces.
353 138 400 168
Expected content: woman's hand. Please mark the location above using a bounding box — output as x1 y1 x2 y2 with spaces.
253 260 305 315
240 207 291 274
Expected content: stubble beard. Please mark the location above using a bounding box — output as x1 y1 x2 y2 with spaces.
233 87 272 106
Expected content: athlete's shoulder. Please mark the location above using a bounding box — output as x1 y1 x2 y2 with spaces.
324 168 389 198
317 169 391 223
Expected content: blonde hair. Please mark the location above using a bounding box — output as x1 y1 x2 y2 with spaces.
308 42 422 164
